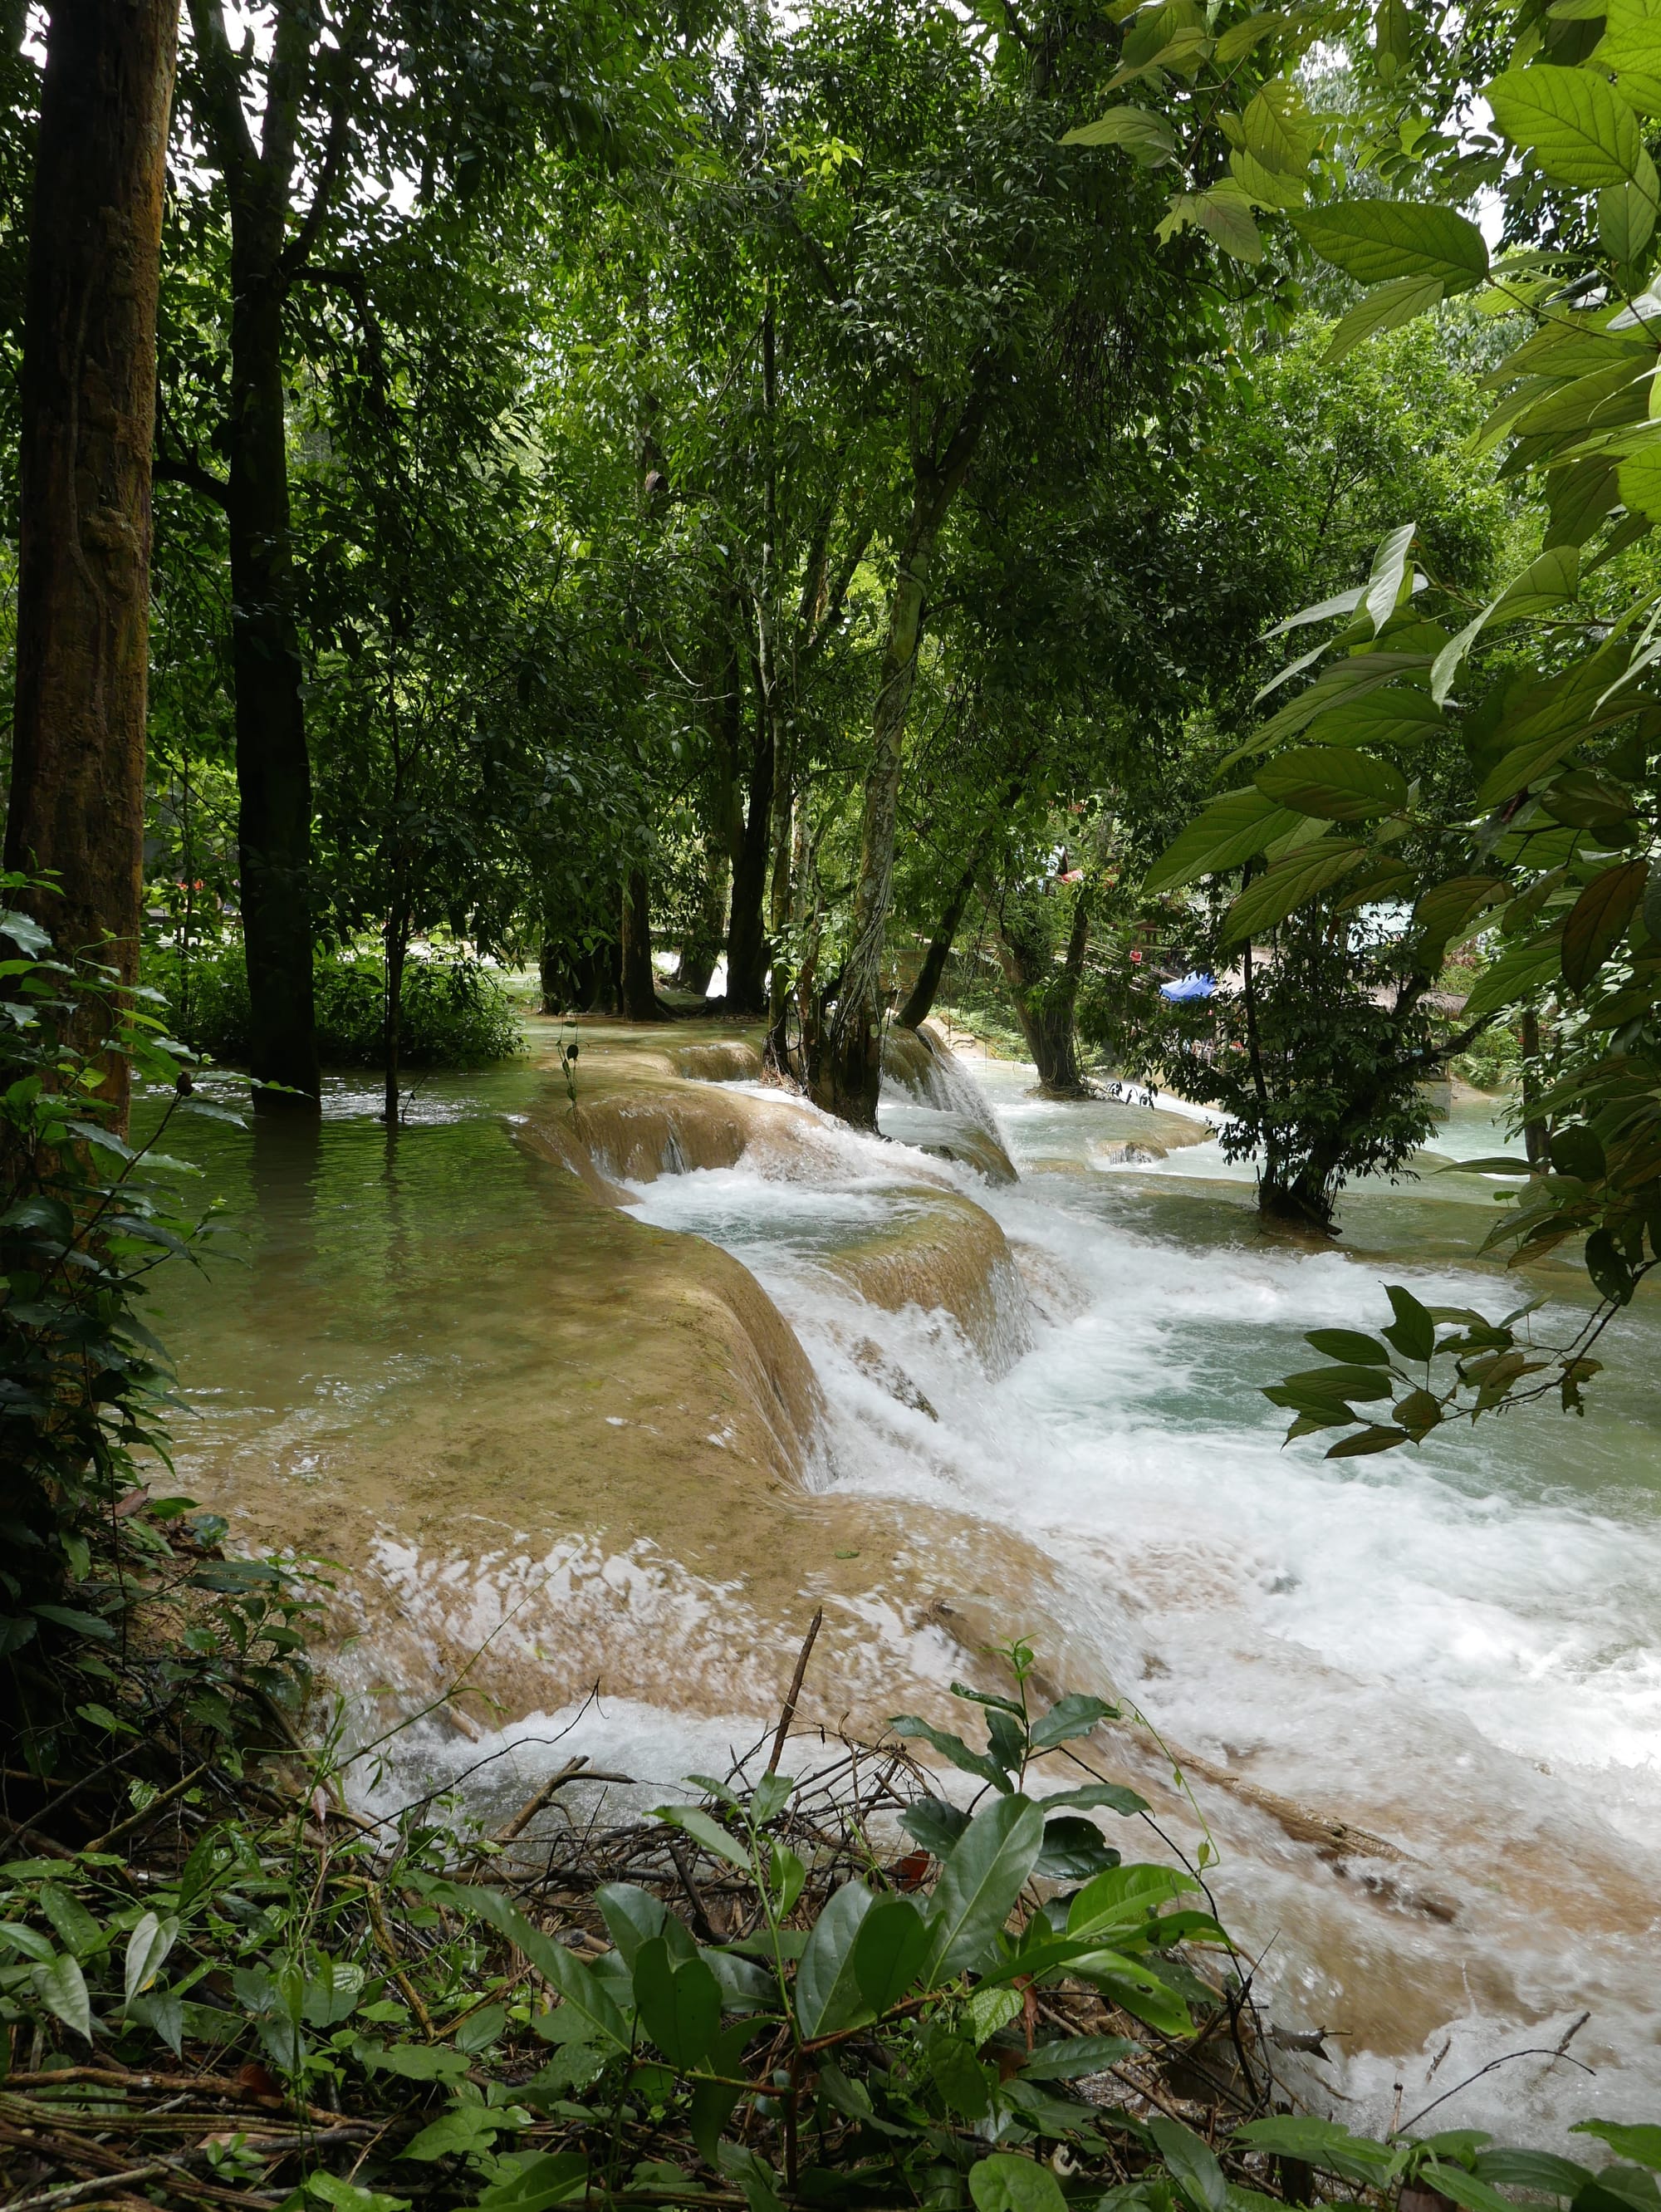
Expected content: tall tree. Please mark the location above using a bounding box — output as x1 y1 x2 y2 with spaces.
5 0 180 1132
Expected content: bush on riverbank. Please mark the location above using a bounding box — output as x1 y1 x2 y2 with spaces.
145 939 525 1069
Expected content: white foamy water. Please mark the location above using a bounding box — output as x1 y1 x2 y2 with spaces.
623 1047 1661 2141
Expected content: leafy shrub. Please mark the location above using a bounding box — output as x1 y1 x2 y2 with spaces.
147 939 524 1068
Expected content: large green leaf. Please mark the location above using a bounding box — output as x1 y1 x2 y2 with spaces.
1059 105 1176 164
1028 1691 1115 1749
1361 522 1416 635
851 1893 930 2014
1574 2120 1661 2171
1619 439 1661 517
632 1934 721 2071
1292 201 1488 288
968 2154 1067 2212
1546 456 1623 547
1413 875 1507 949
1561 859 1648 988
1222 841 1368 939
1597 2 1661 110
1040 1779 1149 1817
795 1879 875 2038
1487 64 1646 187
1324 273 1444 365
1143 788 1302 893
889 1713 1012 1791
1066 1862 1198 1940
1463 929 1565 1015
1235 2116 1407 2188
924 1794 1045 1984
32 1951 91 2041
1255 745 1408 820
1149 2117 1226 2212
1307 684 1443 747
1242 79 1319 174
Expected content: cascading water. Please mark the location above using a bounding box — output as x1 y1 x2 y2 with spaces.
140 1035 1661 2142
622 1046 1661 2141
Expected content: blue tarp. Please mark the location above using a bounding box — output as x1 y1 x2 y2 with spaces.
1159 971 1216 1001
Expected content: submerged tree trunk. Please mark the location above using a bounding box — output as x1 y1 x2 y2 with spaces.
185 0 324 1110
996 888 1092 1097
620 868 664 1021
383 909 408 1127
726 703 776 1014
674 843 728 996
1521 1010 1550 1169
899 857 980 1032
5 0 179 1132
812 400 989 1127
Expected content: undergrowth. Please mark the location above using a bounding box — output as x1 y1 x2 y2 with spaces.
144 942 525 1071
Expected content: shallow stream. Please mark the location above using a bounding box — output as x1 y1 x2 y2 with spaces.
140 1037 1661 2140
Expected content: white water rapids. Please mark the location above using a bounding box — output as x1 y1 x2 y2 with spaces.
610 1043 1661 2141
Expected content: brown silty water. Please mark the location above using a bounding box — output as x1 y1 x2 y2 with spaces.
141 1018 1661 2139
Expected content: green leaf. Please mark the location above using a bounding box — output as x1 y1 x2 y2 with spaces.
1241 78 1320 174
1035 1815 1120 1880
1293 201 1488 288
1487 64 1645 188
1160 181 1265 262
1547 457 1622 548
889 1714 1012 1792
1255 745 1408 821
301 2176 413 2212
1028 1691 1115 1749
39 1884 104 1960
632 1934 721 2071
1235 2116 1406 2188
924 1794 1046 1984
1229 145 1308 211
1574 2123 1661 2172
1474 2149 1595 2196
1020 2033 1140 2080
1422 2161 1527 2212
1324 275 1444 365
653 1804 754 1873
795 1878 875 2038
1491 544 1582 622
1362 522 1418 635
968 2153 1068 2212
595 1882 674 1967
124 1910 179 2006
899 1796 969 1856
1066 1862 1198 1940
363 2041 474 2080
1384 1284 1436 1362
1597 2 1661 110
0 1921 54 1962
31 1950 91 2041
1304 1329 1392 1364
1060 106 1177 164
851 1892 930 2015
1601 169 1659 262
1144 788 1302 894
1561 858 1648 988
1327 1424 1412 1455
400 2104 517 2162
472 2152 589 2211
690 2020 755 2166
1413 875 1507 949
1222 841 1367 939
1280 1364 1396 1401
1150 2117 1227 2212
1308 684 1444 747
1462 930 1565 1016
424 1881 630 2053
1040 1779 1149 1817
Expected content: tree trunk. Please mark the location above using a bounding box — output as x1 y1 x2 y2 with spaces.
996 889 1091 1097
1521 1010 1549 1169
812 396 989 1127
674 843 728 996
184 0 325 1111
228 211 319 1109
620 868 663 1021
383 910 407 1126
5 0 179 1133
726 698 776 1014
899 856 979 1031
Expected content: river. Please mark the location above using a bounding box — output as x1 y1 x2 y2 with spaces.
140 1028 1661 2142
